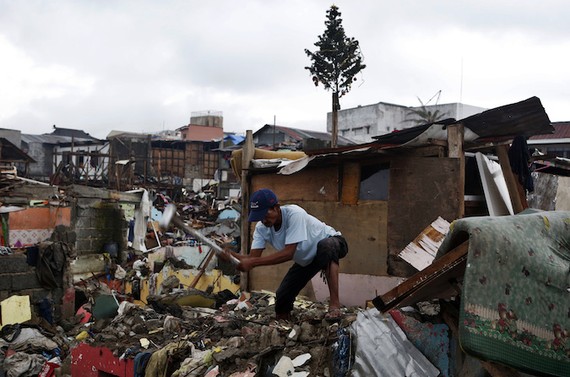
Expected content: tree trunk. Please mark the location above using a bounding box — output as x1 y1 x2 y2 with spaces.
332 92 340 148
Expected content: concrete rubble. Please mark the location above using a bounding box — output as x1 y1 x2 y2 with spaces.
0 188 374 376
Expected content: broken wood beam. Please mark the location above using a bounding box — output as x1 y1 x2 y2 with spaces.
373 241 469 312
189 249 216 289
480 361 522 377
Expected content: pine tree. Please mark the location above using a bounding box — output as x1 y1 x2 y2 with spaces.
305 5 366 148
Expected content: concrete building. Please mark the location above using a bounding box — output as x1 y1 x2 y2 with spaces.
328 101 487 143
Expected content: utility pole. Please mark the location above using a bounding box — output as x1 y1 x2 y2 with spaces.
273 115 276 150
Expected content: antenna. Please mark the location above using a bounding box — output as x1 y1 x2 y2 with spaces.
273 115 276 150
458 57 464 118
426 90 442 106
459 57 464 104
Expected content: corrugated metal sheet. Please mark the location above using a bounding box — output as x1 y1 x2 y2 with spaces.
350 308 440 377
460 96 553 138
21 134 96 145
529 121 570 140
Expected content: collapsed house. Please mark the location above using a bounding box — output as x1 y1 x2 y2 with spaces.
0 97 568 376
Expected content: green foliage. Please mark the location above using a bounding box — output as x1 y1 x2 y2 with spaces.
404 96 448 126
305 5 366 98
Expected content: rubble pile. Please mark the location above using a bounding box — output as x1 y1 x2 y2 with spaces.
0 191 361 376
3 288 359 376
0 253 363 376
73 293 358 376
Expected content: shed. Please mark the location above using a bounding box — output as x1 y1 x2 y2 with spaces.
234 97 554 306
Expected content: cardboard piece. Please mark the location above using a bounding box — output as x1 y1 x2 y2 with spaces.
0 295 32 328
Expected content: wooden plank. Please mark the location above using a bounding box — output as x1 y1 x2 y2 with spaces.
373 241 468 312
302 201 388 276
341 162 360 205
480 361 522 377
251 166 339 202
387 157 461 276
407 145 446 157
496 144 525 214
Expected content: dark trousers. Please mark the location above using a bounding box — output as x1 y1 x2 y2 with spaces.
275 235 348 315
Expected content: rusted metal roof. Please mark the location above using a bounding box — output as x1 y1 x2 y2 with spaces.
460 96 553 139
529 121 570 140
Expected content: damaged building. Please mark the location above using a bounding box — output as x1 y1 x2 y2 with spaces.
0 97 568 376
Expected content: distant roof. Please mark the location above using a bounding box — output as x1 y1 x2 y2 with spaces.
343 101 409 110
0 138 34 162
51 126 98 140
183 125 224 142
224 134 245 145
107 130 153 140
528 121 570 141
21 127 102 145
255 124 355 146
22 133 102 145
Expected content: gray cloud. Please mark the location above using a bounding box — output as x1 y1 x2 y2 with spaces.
0 0 568 140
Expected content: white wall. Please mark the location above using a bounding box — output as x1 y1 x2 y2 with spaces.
328 101 487 143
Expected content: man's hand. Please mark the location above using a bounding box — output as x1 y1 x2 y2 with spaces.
219 243 239 264
217 249 232 263
236 257 255 272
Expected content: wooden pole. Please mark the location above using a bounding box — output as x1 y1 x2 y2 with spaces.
240 130 255 292
447 123 465 219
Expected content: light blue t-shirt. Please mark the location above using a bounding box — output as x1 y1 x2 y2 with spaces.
251 204 340 267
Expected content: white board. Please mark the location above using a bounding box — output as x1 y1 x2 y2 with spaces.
475 152 514 216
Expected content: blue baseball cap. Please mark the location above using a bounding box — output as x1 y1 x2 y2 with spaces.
248 189 278 222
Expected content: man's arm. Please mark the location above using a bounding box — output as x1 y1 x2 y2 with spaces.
237 243 297 272
223 247 263 261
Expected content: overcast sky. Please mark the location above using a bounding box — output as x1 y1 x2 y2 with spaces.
0 1 568 140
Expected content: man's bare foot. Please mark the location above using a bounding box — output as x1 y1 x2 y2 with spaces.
325 308 343 320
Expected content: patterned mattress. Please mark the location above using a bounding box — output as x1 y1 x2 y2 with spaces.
437 211 570 376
